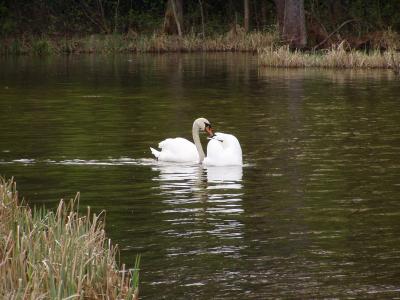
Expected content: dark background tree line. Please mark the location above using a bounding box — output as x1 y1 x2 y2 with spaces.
0 0 399 49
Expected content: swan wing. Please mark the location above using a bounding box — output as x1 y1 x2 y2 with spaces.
152 137 199 162
150 147 161 158
203 132 243 166
203 138 224 166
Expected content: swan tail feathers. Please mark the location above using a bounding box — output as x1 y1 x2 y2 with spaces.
150 147 160 159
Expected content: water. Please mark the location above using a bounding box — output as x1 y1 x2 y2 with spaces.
1 54 400 298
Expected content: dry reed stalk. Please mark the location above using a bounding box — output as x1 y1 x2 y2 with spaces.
260 44 399 69
1 31 278 54
0 177 139 300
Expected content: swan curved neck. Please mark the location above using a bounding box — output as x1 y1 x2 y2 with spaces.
192 123 205 163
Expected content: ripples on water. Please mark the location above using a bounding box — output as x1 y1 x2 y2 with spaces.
0 54 400 298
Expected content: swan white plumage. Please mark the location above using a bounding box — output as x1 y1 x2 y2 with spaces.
150 118 243 166
203 132 242 166
150 117 213 163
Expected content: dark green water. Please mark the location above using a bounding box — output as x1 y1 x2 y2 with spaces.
1 54 400 298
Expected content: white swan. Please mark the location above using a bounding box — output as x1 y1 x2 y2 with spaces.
150 117 213 163
150 118 243 166
203 132 243 166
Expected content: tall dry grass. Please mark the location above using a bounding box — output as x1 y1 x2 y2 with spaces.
2 30 399 71
1 31 278 54
0 177 139 300
259 43 400 69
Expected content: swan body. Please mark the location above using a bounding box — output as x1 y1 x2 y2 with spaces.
150 118 212 163
150 138 199 163
203 132 242 166
150 118 243 166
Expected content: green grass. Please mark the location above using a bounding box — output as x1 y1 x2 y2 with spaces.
0 177 139 299
31 39 52 56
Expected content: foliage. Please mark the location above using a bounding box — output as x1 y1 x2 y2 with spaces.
0 0 399 37
0 2 14 34
0 0 399 53
31 39 52 56
0 177 139 299
304 0 400 47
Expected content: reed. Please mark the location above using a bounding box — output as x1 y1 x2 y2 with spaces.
2 31 398 71
0 31 278 54
0 177 139 300
259 43 400 69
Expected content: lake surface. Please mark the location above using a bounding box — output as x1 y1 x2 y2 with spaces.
1 53 399 298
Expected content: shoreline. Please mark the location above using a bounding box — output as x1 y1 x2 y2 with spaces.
260 45 400 70
1 33 399 71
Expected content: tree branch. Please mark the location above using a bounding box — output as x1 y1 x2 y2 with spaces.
198 0 205 37
170 0 182 37
79 0 109 33
313 19 356 50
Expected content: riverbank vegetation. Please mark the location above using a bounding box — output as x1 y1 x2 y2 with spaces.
1 29 278 55
1 1 400 52
0 177 139 299
260 43 400 69
0 1 400 70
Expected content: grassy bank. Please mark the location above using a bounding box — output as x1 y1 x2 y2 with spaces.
259 44 400 70
0 30 277 55
0 177 139 299
2 31 399 71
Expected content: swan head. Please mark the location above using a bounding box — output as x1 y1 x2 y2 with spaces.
193 117 214 137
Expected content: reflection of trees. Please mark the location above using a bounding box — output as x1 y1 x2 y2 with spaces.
0 53 260 162
239 68 312 282
258 68 395 82
255 66 400 292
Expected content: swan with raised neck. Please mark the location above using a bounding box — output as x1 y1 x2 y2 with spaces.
150 117 214 163
192 117 213 162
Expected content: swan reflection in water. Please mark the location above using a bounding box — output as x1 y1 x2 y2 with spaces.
151 162 245 257
151 162 243 195
206 166 243 189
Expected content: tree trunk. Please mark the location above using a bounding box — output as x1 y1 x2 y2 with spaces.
253 0 259 30
261 1 268 29
244 0 250 32
163 0 184 35
198 0 205 37
275 0 307 49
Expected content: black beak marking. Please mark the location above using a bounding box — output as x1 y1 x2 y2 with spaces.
204 122 215 137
